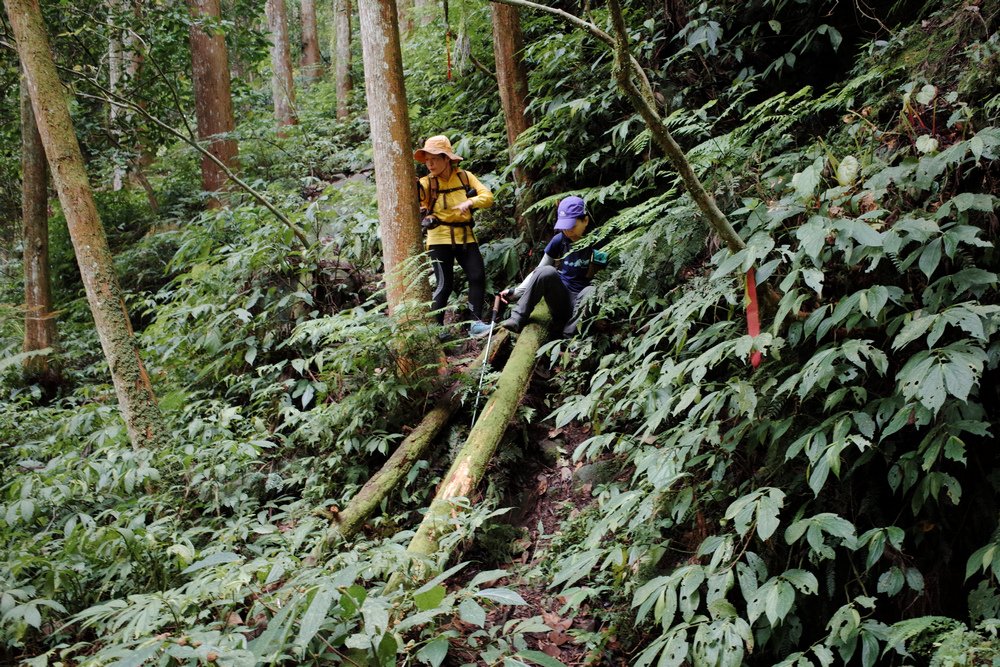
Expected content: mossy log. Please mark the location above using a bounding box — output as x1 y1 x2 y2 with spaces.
315 329 510 555
394 304 551 586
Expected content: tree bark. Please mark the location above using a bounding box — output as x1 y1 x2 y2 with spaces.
300 0 324 81
187 0 239 206
490 2 536 238
266 0 298 128
6 0 167 449
108 0 126 190
397 0 413 37
20 71 58 386
491 3 530 159
356 0 430 312
392 307 550 586
334 0 353 120
490 0 746 253
413 0 432 26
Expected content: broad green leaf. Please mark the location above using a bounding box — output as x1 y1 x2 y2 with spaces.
764 580 795 626
181 551 242 575
296 585 335 650
458 598 486 626
796 216 828 262
918 238 942 278
417 638 449 667
477 588 527 606
469 569 509 588
877 567 904 596
782 569 818 594
792 160 823 202
376 632 398 667
517 650 570 667
413 585 447 612
339 584 367 618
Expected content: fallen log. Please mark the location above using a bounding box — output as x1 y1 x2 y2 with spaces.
314 329 510 555
393 304 551 586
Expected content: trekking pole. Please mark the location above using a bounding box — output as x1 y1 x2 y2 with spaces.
471 293 502 425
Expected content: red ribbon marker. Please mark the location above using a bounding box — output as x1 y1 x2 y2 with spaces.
746 267 762 369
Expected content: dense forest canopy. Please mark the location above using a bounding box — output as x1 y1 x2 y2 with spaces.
1 0 998 664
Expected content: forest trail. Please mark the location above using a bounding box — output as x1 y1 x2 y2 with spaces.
431 334 627 665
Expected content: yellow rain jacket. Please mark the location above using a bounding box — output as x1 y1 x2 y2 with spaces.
418 169 494 246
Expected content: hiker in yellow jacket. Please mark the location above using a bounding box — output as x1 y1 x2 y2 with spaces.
414 135 495 338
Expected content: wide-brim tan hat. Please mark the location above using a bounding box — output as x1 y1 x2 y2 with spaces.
414 135 463 162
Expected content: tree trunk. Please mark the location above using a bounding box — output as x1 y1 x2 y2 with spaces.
187 0 239 207
334 0 353 120
491 3 530 152
393 307 550 585
413 0 432 26
266 0 298 128
108 0 126 191
20 71 58 387
300 0 324 81
397 0 413 37
490 2 536 238
6 0 167 449
357 0 429 312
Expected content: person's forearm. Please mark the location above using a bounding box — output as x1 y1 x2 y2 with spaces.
512 254 554 299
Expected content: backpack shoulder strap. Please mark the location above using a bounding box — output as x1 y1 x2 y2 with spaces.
427 176 440 212
457 169 471 192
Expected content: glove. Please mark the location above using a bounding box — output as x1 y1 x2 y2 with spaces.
592 249 609 269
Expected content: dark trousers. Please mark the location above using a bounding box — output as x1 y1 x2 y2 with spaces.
511 265 592 335
429 243 485 324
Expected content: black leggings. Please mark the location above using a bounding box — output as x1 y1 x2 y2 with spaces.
429 243 485 324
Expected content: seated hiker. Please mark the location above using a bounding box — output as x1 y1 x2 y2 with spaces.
498 195 608 337
414 135 495 338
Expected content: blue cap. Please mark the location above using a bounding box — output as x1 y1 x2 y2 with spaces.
555 196 586 230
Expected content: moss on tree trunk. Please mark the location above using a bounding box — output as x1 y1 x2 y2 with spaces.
6 0 167 449
391 306 550 588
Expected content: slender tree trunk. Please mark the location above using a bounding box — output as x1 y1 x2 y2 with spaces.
414 0 432 26
187 0 239 207
20 72 58 386
397 0 413 37
266 0 298 127
490 2 536 237
300 0 324 81
357 0 429 311
491 3 530 153
334 0 353 120
6 0 166 449
108 0 126 190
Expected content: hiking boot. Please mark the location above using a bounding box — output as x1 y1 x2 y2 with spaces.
500 317 523 333
468 320 494 339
